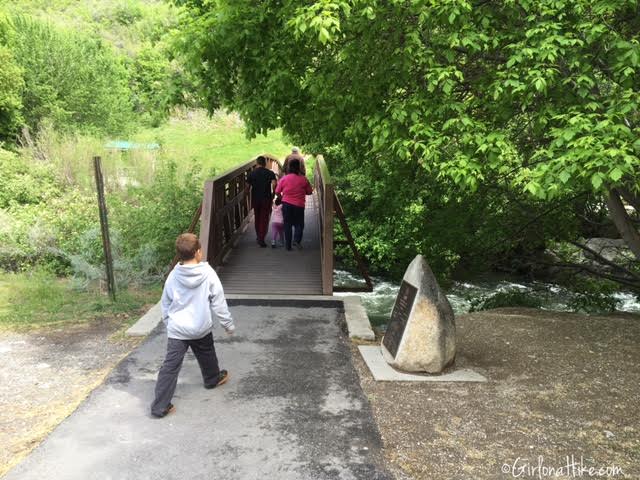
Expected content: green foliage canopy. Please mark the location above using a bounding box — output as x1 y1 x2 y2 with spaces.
0 14 133 136
177 0 639 198
176 0 640 276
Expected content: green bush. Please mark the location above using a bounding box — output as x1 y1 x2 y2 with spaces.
0 149 72 272
113 2 144 26
0 187 96 274
64 160 202 288
0 148 61 208
567 278 619 314
0 149 201 280
469 288 543 312
67 227 162 290
110 160 203 270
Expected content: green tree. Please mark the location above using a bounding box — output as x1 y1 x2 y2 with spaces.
0 14 133 136
130 43 174 126
176 0 639 281
0 44 23 143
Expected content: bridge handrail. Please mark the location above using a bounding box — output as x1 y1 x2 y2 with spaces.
197 153 368 295
201 154 282 267
314 155 334 295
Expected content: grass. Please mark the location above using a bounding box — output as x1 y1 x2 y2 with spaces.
0 270 161 330
133 110 291 175
23 110 292 190
304 155 317 182
4 110 293 331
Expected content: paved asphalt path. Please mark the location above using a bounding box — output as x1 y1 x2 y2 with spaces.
4 306 392 480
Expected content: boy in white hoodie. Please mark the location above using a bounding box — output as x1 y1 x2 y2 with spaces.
151 233 235 418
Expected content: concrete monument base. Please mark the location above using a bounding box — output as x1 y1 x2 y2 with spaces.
360 346 486 382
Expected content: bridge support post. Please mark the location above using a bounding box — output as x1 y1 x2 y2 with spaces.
315 156 334 295
322 183 334 295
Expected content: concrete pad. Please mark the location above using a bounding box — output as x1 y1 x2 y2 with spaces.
342 296 375 341
125 302 161 337
358 345 487 382
125 297 343 337
126 295 373 340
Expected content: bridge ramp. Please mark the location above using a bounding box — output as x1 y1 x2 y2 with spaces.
218 195 322 295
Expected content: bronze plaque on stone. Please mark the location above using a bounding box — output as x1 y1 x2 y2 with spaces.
383 280 418 358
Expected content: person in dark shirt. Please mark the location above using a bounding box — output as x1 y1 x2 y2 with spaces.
246 156 277 247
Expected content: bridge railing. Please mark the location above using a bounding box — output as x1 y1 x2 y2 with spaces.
200 155 282 267
314 155 334 295
194 153 370 295
314 155 373 295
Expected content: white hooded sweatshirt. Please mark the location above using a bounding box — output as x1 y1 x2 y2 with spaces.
161 262 235 340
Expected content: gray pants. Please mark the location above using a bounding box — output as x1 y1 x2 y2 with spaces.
151 332 220 416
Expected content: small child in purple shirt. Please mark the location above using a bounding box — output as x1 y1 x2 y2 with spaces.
270 201 284 248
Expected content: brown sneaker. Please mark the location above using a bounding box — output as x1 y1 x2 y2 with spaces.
152 403 175 418
205 370 229 389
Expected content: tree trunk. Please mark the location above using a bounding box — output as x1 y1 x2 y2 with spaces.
606 188 640 261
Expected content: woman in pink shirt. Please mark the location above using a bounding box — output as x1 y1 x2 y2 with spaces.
274 159 313 250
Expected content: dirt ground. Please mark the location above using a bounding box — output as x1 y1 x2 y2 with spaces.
0 318 142 477
352 308 640 480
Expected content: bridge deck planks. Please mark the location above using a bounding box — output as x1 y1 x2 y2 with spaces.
217 194 323 295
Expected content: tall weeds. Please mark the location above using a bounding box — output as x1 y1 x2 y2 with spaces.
19 124 161 190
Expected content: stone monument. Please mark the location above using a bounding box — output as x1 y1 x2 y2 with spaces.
381 255 456 373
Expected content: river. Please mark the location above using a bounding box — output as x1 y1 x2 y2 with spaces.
333 270 640 328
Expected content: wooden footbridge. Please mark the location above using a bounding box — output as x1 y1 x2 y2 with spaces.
184 155 372 295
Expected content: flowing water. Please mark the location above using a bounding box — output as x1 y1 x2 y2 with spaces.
333 270 640 328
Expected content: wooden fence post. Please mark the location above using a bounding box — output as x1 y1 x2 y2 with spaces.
93 156 116 301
